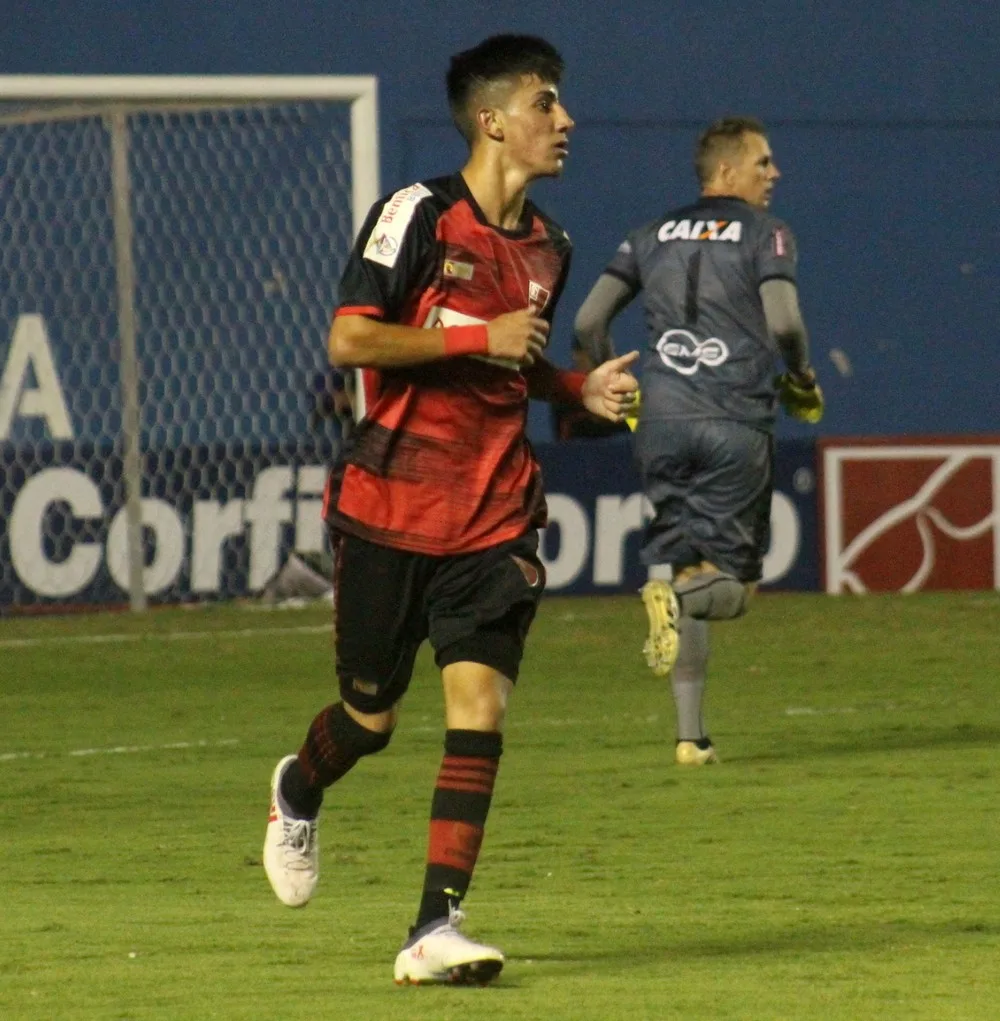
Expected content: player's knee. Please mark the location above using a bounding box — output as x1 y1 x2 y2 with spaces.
440 640 519 731
675 571 748 621
355 723 393 757
444 678 511 732
339 702 395 756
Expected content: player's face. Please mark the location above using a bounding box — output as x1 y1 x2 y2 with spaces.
727 132 780 208
497 75 574 179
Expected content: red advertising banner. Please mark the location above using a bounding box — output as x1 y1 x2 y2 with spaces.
821 437 1000 593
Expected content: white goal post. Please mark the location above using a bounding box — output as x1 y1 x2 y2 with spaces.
0 76 379 612
0 76 380 238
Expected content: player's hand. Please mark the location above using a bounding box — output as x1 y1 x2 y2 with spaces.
486 308 550 367
776 369 824 423
581 351 641 423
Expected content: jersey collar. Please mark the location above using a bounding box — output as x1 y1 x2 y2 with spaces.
455 173 536 239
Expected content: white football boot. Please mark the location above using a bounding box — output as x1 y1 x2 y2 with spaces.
393 907 504 986
263 755 318 907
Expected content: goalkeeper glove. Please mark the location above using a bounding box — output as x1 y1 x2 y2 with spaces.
624 387 641 432
776 370 824 423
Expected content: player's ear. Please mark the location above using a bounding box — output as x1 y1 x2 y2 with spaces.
714 160 734 187
478 106 504 142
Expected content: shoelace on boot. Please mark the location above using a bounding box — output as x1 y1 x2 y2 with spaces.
281 819 315 867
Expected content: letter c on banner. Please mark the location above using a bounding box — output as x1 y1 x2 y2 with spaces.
9 468 103 597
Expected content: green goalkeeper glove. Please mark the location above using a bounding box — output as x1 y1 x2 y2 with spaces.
776 370 824 423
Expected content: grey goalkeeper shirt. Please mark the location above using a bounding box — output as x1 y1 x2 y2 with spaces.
605 195 798 429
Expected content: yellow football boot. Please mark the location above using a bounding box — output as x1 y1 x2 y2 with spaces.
640 579 680 677
675 741 720 766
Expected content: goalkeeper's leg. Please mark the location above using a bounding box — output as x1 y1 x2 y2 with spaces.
673 562 754 621
670 561 757 764
671 614 718 765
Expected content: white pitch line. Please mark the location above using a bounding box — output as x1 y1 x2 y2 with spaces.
1 705 889 765
0 738 239 762
0 624 331 650
3 716 668 763
785 706 859 716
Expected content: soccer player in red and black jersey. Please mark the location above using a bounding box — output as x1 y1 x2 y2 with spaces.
263 35 639 986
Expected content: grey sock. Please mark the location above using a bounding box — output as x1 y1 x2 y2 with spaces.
671 616 709 741
675 573 747 620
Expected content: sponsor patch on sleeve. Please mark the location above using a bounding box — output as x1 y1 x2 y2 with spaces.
363 183 433 268
772 225 791 257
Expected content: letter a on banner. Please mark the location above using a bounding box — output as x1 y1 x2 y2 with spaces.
0 314 74 440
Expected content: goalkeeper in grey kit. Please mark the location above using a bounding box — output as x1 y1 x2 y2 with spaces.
573 116 823 765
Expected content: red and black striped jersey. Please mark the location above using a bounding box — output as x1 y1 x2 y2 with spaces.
324 173 574 555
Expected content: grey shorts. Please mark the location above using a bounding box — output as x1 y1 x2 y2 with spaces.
635 418 773 583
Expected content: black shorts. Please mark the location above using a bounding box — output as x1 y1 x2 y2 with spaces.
635 418 773 583
330 529 546 713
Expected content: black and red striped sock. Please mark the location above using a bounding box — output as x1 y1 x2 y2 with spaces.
415 729 502 930
280 702 391 819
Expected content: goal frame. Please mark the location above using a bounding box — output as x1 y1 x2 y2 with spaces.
0 75 379 611
0 75 380 238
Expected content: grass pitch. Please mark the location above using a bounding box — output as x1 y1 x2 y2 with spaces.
2 591 998 1020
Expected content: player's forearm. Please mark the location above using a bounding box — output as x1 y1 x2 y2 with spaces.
759 278 812 376
573 273 634 364
775 325 811 378
328 314 488 369
574 319 614 366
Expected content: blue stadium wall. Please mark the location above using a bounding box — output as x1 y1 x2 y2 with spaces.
0 3 996 605
5 1 997 441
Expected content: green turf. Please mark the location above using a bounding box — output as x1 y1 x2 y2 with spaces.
2 591 998 1020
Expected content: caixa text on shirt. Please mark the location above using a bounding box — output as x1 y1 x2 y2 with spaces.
657 219 743 243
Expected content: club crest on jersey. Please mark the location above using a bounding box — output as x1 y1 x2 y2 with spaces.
657 219 743 243
656 329 731 375
528 281 551 311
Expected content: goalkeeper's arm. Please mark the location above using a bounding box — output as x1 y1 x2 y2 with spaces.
573 273 636 366
760 277 812 379
760 278 824 422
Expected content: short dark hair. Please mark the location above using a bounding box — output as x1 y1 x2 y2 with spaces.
695 116 767 186
446 34 564 145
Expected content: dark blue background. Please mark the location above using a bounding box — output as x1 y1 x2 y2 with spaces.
3 1 998 441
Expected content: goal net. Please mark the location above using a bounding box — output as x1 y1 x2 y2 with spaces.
0 76 379 611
